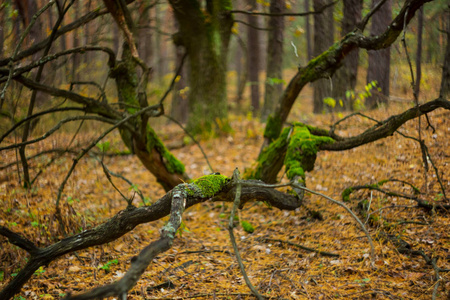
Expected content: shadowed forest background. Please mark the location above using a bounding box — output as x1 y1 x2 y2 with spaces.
0 0 449 299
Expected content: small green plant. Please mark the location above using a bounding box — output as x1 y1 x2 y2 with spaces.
241 220 255 233
99 259 118 273
266 77 286 86
34 266 45 276
176 221 191 237
96 140 110 152
323 81 379 112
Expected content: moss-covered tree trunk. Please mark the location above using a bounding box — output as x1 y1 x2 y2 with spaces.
169 0 233 134
110 43 189 191
254 0 434 183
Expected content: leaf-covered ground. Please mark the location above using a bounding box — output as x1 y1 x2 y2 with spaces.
1 95 449 299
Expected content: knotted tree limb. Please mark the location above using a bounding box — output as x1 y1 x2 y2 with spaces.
63 185 187 300
262 0 434 147
0 175 300 300
252 97 449 184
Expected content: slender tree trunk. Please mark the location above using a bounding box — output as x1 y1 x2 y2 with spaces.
304 0 313 61
72 0 80 81
171 20 188 124
113 22 120 54
331 0 362 111
137 1 153 65
366 0 392 109
312 0 334 114
83 0 92 64
414 7 423 99
247 0 261 113
155 4 164 83
440 10 450 99
0 5 4 60
262 0 284 121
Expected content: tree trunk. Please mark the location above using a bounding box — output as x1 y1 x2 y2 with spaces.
331 0 362 111
169 0 233 134
247 0 261 113
137 1 153 65
313 0 334 114
171 20 188 124
110 42 189 191
304 0 313 61
414 6 423 99
262 0 285 121
439 10 449 99
366 0 392 109
72 0 80 81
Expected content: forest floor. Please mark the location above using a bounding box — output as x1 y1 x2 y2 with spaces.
1 90 450 299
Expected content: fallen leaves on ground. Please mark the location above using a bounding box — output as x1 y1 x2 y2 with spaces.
1 101 449 299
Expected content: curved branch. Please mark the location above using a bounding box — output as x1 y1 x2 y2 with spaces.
0 115 117 152
0 226 39 254
0 46 116 83
263 0 434 144
0 8 109 67
13 75 122 119
0 179 298 299
229 0 337 17
320 98 450 151
0 107 85 143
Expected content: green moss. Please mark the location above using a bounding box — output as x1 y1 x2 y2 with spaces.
284 124 334 180
189 174 230 198
146 126 185 174
247 127 290 179
263 115 283 142
241 220 255 233
342 188 354 202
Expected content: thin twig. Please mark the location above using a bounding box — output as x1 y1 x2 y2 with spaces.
290 182 376 264
228 169 265 299
0 0 56 101
261 238 340 257
230 1 337 17
164 115 214 173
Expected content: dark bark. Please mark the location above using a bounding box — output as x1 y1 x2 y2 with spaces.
169 0 233 133
171 23 188 124
262 0 285 121
0 6 3 60
0 178 301 300
247 0 261 113
256 97 449 183
366 0 392 109
72 0 80 81
440 10 450 99
262 0 432 147
304 0 313 60
312 0 334 114
0 7 109 67
331 0 362 111
137 0 153 65
414 7 423 99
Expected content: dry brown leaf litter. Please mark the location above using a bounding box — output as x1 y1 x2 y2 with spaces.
0 102 449 299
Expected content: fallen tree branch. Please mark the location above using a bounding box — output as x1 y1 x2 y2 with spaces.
0 177 299 299
342 182 450 211
263 0 435 145
260 238 340 257
63 184 187 300
228 169 264 299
